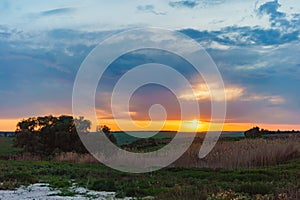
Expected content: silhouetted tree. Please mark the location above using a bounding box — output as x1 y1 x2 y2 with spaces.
244 127 262 138
14 115 91 155
96 125 117 144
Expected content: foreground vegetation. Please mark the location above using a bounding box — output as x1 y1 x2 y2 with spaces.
1 136 300 199
0 158 299 199
175 136 300 169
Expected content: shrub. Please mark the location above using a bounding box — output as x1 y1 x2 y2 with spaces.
244 127 262 138
208 190 251 200
14 116 91 155
155 186 207 200
237 182 275 195
0 180 19 190
1 172 38 185
49 177 72 189
89 179 116 191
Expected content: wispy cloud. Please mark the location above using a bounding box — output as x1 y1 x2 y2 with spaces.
181 26 299 46
169 0 199 8
202 0 225 5
180 83 285 105
242 95 285 104
136 5 166 15
40 7 75 16
169 0 226 9
180 83 243 102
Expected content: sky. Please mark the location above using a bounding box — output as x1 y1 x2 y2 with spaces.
1 0 300 131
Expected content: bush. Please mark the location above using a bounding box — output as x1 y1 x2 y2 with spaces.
156 186 207 200
244 127 262 138
89 179 116 191
14 116 91 155
0 180 19 190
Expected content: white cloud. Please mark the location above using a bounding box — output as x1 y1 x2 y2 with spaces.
243 95 285 104
2 0 297 32
209 41 231 50
234 62 269 70
180 83 243 102
180 83 285 105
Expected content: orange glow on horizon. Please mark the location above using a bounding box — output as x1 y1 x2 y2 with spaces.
1 118 300 133
95 119 300 132
0 119 19 131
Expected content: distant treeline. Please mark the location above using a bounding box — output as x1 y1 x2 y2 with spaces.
266 130 300 134
244 126 300 138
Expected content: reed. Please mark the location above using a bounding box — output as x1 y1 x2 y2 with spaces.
175 136 300 168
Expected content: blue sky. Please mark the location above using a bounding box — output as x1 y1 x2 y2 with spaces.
0 0 300 130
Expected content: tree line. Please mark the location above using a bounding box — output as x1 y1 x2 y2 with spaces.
244 126 300 138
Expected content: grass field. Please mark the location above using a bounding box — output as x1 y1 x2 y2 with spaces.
0 137 22 157
112 131 245 145
0 136 299 199
0 158 299 199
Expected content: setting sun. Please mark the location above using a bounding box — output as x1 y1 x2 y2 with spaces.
189 119 200 130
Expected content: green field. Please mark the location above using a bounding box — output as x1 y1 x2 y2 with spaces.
0 136 299 199
0 137 22 157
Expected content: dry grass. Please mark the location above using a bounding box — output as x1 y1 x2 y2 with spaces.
10 152 99 164
11 136 300 169
51 136 300 169
10 152 42 161
52 152 99 164
175 136 300 168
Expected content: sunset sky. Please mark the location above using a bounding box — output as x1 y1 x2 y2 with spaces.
1 0 300 132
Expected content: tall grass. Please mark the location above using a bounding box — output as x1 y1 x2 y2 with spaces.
11 136 300 169
176 136 300 168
